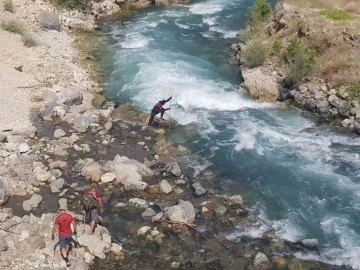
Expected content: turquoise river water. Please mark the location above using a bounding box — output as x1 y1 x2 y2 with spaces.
98 0 360 268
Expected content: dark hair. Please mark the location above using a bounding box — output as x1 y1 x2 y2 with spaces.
159 100 166 104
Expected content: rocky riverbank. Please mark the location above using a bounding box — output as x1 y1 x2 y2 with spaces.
232 0 360 134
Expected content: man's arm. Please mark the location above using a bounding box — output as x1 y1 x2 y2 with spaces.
164 96 172 103
72 219 77 235
52 223 58 239
97 197 104 213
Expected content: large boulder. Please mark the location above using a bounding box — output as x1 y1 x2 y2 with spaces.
38 10 60 31
11 123 37 138
0 178 11 205
73 116 91 133
23 194 43 211
77 234 107 259
241 68 279 102
56 88 83 106
124 178 148 191
164 162 181 177
82 162 102 182
165 200 195 224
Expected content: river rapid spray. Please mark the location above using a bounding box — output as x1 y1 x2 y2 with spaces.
91 0 360 268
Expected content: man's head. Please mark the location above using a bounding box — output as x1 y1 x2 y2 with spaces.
91 183 97 190
159 100 166 105
58 205 67 212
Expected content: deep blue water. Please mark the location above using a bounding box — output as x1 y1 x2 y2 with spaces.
100 1 360 268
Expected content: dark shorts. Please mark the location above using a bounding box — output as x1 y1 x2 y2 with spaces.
59 234 72 248
86 208 99 222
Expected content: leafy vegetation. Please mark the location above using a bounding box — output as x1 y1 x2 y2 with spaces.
283 37 315 86
241 39 270 68
1 20 37 47
4 0 14 12
346 82 360 99
319 9 352 20
50 0 89 9
272 40 283 54
249 0 272 27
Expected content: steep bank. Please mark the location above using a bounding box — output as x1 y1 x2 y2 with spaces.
235 0 360 133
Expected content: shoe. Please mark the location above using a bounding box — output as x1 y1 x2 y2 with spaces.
160 117 164 120
66 261 71 267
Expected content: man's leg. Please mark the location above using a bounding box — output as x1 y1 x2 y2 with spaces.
148 112 158 125
59 236 71 267
89 208 98 234
160 109 165 118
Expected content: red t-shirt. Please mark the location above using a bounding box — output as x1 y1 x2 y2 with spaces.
84 190 101 199
55 213 74 236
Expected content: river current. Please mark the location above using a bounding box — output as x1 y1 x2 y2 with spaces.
98 0 360 268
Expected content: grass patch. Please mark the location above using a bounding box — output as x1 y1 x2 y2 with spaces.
4 0 14 12
319 9 352 20
249 0 272 27
346 82 360 99
241 39 271 68
1 20 24 34
272 40 283 54
1 20 37 47
50 0 89 9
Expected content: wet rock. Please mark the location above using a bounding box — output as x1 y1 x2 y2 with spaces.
23 194 42 211
128 198 148 208
165 200 195 224
159 180 172 194
114 202 126 208
225 195 244 208
111 243 123 255
164 162 181 177
0 178 10 205
341 118 351 127
82 162 102 182
142 208 156 220
56 88 83 106
38 10 60 31
11 123 37 138
100 172 116 183
192 182 206 196
300 239 318 249
152 212 164 222
124 179 148 191
18 143 30 153
54 129 66 138
254 252 269 266
271 255 287 266
214 206 227 216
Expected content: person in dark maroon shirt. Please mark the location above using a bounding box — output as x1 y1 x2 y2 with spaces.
84 183 104 234
148 96 172 125
52 205 77 267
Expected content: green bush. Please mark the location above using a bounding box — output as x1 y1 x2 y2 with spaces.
4 0 14 12
50 0 89 9
272 40 283 54
283 37 315 86
241 39 270 68
22 33 37 47
319 9 352 20
238 28 252 43
250 0 272 26
347 82 360 98
1 20 24 35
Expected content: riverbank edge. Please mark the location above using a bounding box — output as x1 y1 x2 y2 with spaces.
233 0 360 135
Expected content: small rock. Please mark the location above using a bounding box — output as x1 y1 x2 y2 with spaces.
54 129 66 138
214 205 227 216
300 239 318 249
137 226 151 236
341 118 351 127
164 162 181 177
101 172 116 183
254 252 269 266
192 182 206 196
84 252 95 264
142 208 156 220
152 212 164 222
115 202 126 208
128 198 148 208
18 143 30 153
159 180 172 194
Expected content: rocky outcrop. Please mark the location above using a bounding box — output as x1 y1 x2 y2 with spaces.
241 68 279 102
38 10 61 31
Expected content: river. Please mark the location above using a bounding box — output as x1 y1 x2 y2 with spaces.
96 0 360 268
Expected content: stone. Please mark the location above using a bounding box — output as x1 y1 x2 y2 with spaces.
128 198 148 208
49 160 67 169
254 252 269 266
84 252 95 264
0 178 10 205
341 118 351 127
33 167 51 182
307 83 321 94
298 85 308 94
165 200 195 224
314 91 325 100
225 195 244 207
56 88 83 106
54 129 66 138
77 234 107 259
0 132 7 142
192 183 206 196
111 243 123 255
50 178 65 190
159 180 172 194
11 123 37 138
38 10 60 31
271 255 287 266
214 205 227 216
329 89 337 95
316 100 329 109
152 212 164 222
137 226 151 236
104 122 112 131
175 179 186 185
164 162 181 177
101 172 116 183
114 202 126 208
142 208 156 220
18 143 30 153
0 234 7 251
300 239 318 249
124 179 148 191
7 135 26 144
82 162 102 182
23 194 42 211
73 116 91 133
241 68 279 102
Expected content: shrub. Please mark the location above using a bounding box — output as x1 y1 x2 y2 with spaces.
238 28 252 43
22 33 37 47
272 40 283 54
250 0 272 26
283 37 315 86
346 82 360 99
50 0 89 9
1 20 24 35
241 39 270 68
319 9 352 20
4 0 14 12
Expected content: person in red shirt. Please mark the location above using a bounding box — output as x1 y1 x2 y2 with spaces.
52 205 77 267
84 183 104 234
148 96 172 125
